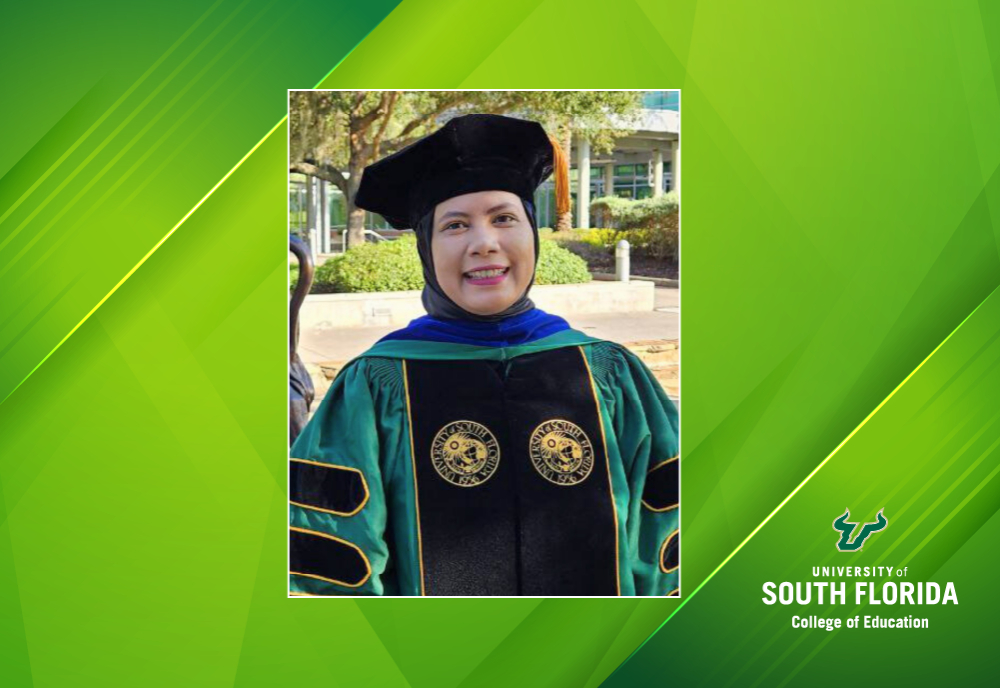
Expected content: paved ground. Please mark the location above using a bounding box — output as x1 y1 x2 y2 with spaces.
299 286 679 364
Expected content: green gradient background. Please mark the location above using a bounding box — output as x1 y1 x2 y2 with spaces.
2 0 999 686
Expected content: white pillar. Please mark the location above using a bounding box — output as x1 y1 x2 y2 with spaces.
305 177 317 258
319 180 330 253
615 240 630 282
324 181 333 252
670 140 680 194
577 138 590 229
653 149 664 198
305 176 315 230
604 164 615 199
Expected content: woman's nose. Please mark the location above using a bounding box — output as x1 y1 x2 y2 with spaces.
467 222 501 255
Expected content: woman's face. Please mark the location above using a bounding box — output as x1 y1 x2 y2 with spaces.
431 190 535 316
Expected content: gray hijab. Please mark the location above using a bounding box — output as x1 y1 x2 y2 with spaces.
414 198 540 322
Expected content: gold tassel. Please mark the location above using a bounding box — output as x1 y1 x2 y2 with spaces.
549 134 571 217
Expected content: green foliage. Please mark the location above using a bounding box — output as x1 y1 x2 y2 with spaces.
590 192 679 230
550 223 679 265
585 193 679 263
578 228 622 250
565 226 679 263
534 240 593 285
309 235 590 293
587 197 633 229
289 263 299 292
622 227 678 262
289 91 646 199
544 228 613 269
313 235 424 293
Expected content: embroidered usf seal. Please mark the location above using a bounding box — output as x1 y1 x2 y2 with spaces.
530 419 594 486
431 420 500 487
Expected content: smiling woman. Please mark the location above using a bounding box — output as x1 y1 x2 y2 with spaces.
289 114 679 597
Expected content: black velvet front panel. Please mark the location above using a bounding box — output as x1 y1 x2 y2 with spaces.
404 347 619 596
506 348 618 596
405 359 519 596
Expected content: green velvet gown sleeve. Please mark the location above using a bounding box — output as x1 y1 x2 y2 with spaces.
591 343 680 596
289 358 422 596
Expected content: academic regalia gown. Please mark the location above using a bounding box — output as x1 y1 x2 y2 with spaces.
289 319 679 597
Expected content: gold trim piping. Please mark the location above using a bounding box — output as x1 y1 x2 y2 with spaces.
643 502 679 514
648 455 679 473
402 360 427 596
289 458 370 517
579 346 622 596
665 587 680 597
642 455 679 513
659 529 679 574
289 526 372 588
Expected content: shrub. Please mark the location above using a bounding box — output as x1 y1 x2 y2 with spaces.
310 235 590 293
579 228 622 250
313 236 424 293
534 240 592 285
543 228 609 269
589 196 635 229
625 227 678 262
588 193 679 264
590 192 679 230
553 225 678 265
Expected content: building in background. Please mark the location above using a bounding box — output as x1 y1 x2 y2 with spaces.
290 90 679 249
535 91 679 229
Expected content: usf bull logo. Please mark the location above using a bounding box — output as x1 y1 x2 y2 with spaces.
832 508 887 552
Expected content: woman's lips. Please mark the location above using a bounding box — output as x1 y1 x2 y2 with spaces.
464 265 509 286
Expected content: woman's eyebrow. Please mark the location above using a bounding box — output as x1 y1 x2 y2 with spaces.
437 210 469 222
487 203 519 214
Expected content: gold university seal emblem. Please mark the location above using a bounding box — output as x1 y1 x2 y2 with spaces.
530 419 594 486
431 420 500 487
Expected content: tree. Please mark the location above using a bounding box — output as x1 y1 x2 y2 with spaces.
290 91 644 248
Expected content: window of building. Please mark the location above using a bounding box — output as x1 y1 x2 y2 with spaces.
533 158 672 227
289 178 393 234
613 164 654 199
